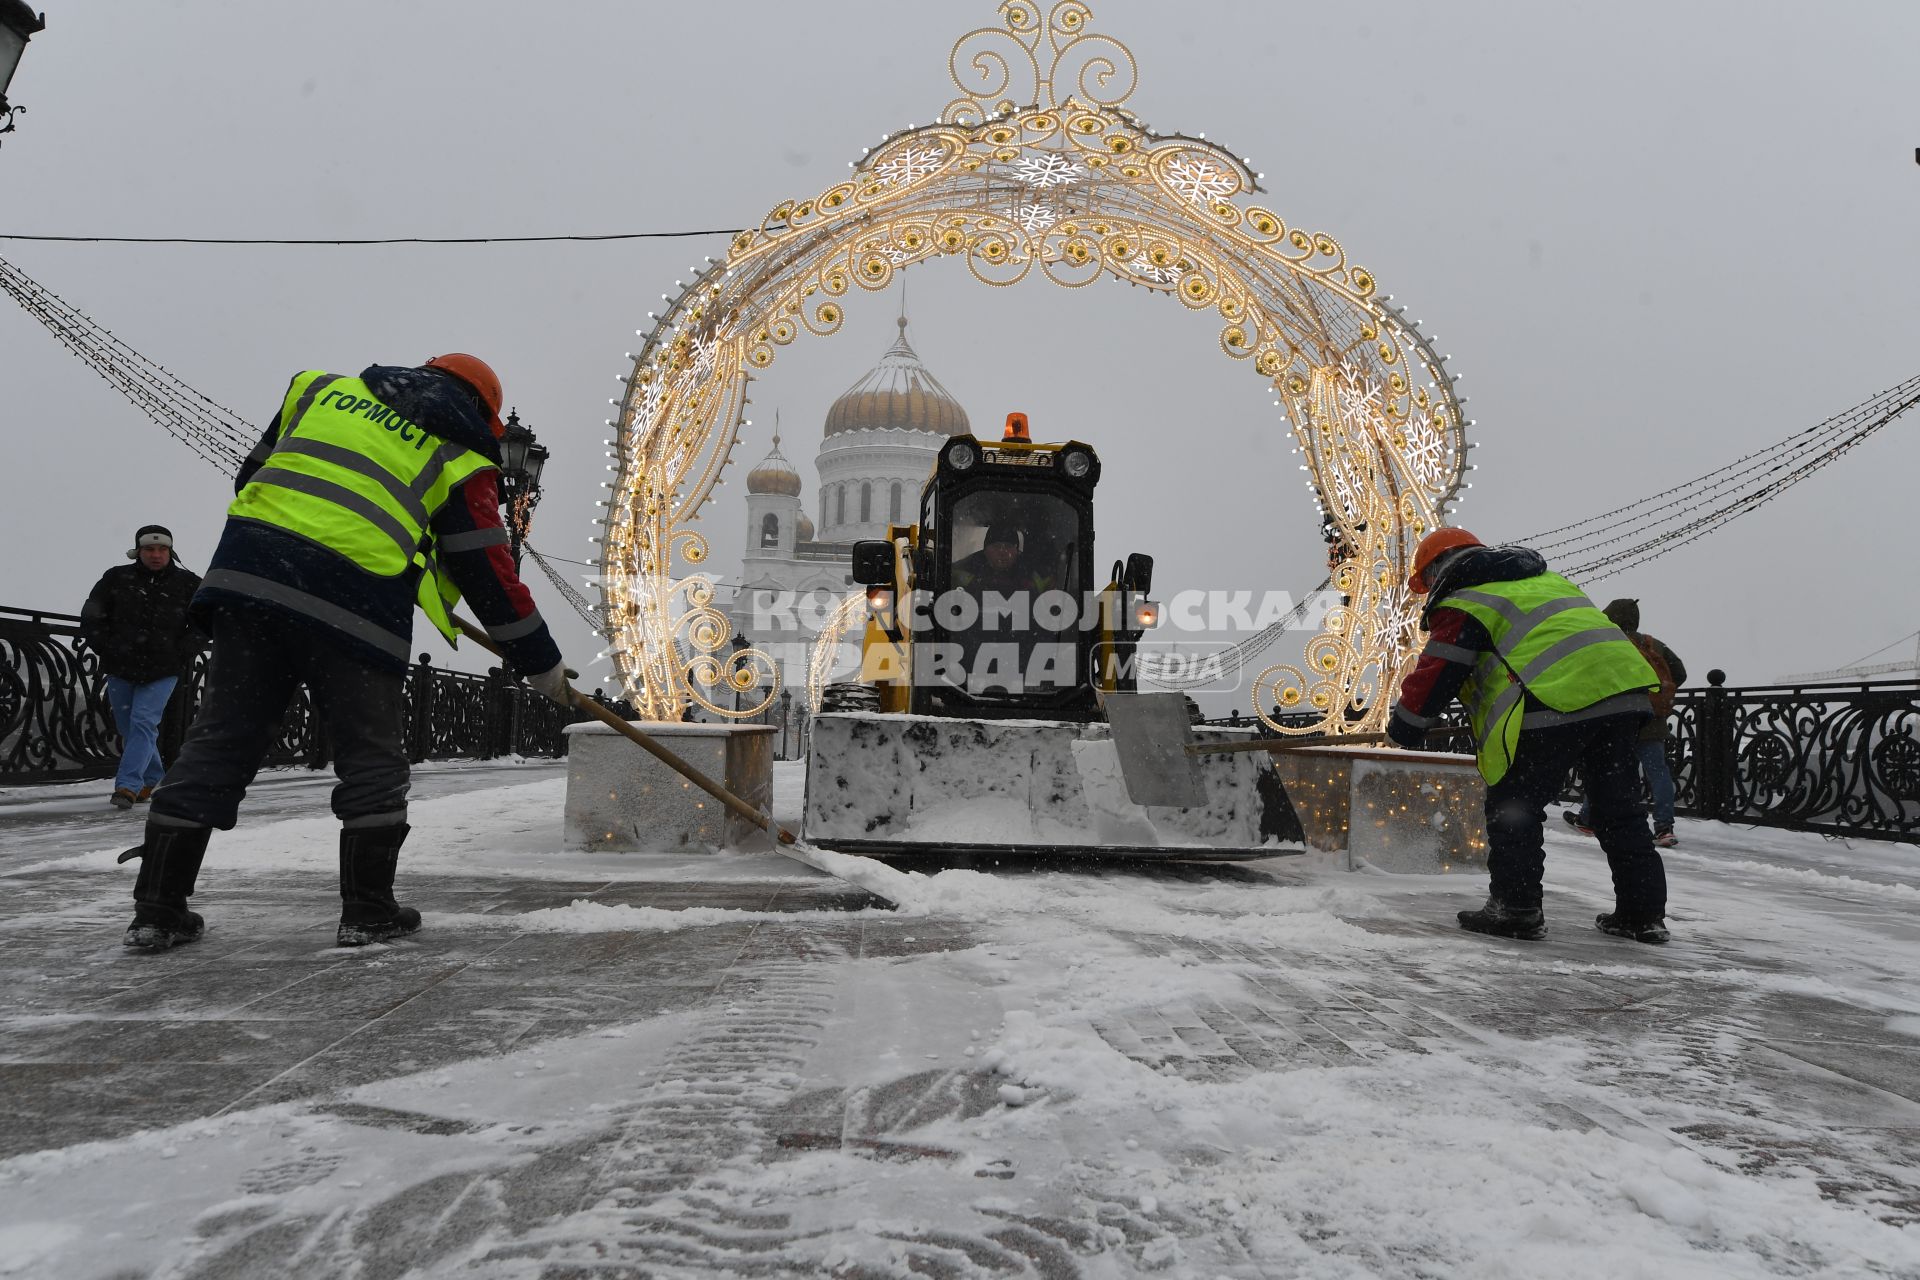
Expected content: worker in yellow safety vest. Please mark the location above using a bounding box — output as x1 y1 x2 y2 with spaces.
121 355 572 951
1387 529 1671 944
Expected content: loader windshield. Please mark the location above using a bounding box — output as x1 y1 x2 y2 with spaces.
946 491 1080 695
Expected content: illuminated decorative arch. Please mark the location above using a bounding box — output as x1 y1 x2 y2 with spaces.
598 0 1470 731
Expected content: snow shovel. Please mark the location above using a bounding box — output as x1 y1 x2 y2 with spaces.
1104 691 1395 805
1186 732 1391 756
1099 691 1211 808
437 613 934 883
452 615 797 845
450 618 917 903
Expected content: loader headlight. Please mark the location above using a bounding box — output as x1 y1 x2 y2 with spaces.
1131 598 1160 629
945 441 977 472
867 586 895 613
1061 448 1093 479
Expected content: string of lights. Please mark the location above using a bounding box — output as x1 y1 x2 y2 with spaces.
522 544 608 633
1138 577 1330 690
1562 395 1917 581
1544 379 1920 582
2 249 615 641
0 254 255 471
1527 373 1920 564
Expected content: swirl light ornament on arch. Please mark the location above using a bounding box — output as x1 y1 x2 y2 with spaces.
598 0 1471 731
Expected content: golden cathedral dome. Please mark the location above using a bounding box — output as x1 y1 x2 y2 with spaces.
746 433 803 496
795 510 816 542
823 316 971 438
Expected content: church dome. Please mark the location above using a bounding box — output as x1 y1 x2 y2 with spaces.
795 510 816 542
823 317 971 438
746 432 803 496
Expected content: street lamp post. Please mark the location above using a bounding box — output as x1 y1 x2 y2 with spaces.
497 408 548 573
778 688 792 758
0 2 46 145
729 634 750 716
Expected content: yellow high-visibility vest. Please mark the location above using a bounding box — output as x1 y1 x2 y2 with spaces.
227 371 494 644
1445 573 1659 784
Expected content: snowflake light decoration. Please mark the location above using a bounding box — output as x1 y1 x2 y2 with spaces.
690 332 718 382
875 145 946 188
1329 361 1384 431
1164 154 1236 203
600 1 1470 736
1128 261 1183 285
1013 154 1084 188
1014 201 1060 233
1401 415 1449 488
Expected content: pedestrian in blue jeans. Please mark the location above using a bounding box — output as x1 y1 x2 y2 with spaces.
80 527 203 809
1567 599 1686 846
105 673 178 798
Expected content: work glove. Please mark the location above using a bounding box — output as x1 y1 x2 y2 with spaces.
526 660 577 706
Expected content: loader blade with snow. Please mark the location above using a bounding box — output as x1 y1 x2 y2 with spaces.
802 711 1299 862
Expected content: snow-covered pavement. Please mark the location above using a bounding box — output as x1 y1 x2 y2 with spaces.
3 760 1918 1278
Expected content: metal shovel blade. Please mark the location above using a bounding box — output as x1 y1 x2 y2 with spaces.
1102 692 1208 808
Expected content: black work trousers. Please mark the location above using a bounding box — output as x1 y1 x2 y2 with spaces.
151 608 409 830
1484 711 1666 919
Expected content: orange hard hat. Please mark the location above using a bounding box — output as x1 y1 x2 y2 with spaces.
423 353 505 437
1408 527 1483 594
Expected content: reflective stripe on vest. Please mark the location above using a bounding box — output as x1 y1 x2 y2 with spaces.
1442 573 1660 784
227 371 496 641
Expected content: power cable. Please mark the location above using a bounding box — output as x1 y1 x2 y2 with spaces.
0 229 744 246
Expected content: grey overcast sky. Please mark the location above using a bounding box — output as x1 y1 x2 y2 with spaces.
3 0 1917 705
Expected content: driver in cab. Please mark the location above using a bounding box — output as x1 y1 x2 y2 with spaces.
952 523 1054 599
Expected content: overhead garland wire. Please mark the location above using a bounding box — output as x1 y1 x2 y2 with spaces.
5 221 1912 668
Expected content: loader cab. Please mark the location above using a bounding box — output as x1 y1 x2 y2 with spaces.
851 414 1154 723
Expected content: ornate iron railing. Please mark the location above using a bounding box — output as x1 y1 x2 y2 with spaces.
1205 671 1920 844
1 605 618 784
1671 672 1919 841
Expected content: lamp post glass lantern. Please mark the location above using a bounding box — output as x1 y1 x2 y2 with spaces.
497 408 547 571
0 2 46 138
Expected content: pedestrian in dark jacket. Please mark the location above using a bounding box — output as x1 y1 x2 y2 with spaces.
1569 599 1686 846
80 526 203 809
1387 530 1672 944
121 355 572 953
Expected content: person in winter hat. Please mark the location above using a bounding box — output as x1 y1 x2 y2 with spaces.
1566 599 1687 846
80 526 204 809
1388 530 1673 945
119 355 574 953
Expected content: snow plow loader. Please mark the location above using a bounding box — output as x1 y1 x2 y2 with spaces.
803 414 1295 862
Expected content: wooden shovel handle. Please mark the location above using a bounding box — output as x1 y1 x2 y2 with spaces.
452 614 796 845
1186 731 1392 756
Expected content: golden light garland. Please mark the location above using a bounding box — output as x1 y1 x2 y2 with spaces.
598 1 1469 729
806 590 868 713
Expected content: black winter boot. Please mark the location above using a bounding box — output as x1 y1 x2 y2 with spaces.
1457 896 1547 941
120 823 212 951
1596 912 1669 944
337 824 420 947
